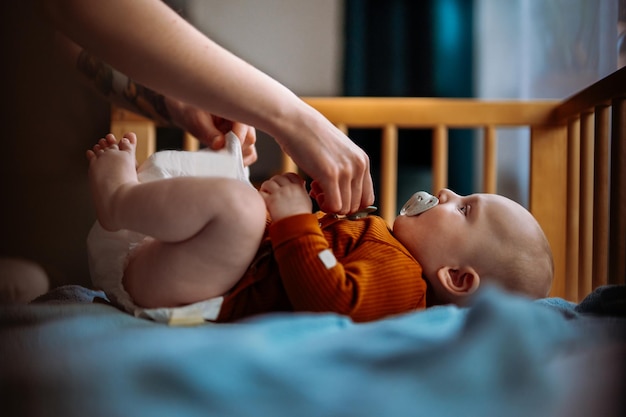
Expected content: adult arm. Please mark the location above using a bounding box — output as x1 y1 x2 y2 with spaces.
42 0 374 213
54 32 258 166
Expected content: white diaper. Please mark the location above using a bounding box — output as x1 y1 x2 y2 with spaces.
87 132 249 324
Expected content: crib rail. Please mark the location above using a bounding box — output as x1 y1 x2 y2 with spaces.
110 67 625 302
298 98 560 218
550 67 626 301
297 67 625 301
295 97 570 297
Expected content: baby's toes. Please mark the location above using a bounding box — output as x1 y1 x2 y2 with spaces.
98 137 119 152
118 136 137 153
105 133 118 145
98 138 109 149
117 138 135 153
92 144 104 154
123 132 138 146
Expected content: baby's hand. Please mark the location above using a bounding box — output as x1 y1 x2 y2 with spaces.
259 173 313 221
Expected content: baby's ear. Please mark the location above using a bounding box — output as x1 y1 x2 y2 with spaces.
436 266 480 298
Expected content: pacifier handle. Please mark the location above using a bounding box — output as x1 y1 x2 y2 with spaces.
400 191 439 216
347 206 378 220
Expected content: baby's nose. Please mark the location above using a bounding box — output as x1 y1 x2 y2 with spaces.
437 188 452 203
438 188 462 205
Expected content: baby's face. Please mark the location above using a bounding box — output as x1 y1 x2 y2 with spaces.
392 189 530 279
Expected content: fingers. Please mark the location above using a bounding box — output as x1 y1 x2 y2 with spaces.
259 173 311 221
166 100 258 165
350 155 374 212
242 144 258 167
260 172 304 193
259 173 300 201
359 167 375 209
308 180 323 201
316 151 373 215
231 124 258 166
177 111 226 150
208 121 258 166
206 116 231 150
278 121 374 215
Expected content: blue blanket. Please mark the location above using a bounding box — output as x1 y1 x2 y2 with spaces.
1 285 624 417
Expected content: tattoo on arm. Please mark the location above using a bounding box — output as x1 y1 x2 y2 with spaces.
76 50 172 125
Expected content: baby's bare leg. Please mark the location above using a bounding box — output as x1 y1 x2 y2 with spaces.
87 132 140 231
87 133 266 308
123 177 266 308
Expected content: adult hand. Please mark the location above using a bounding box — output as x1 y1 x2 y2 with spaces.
45 0 372 209
277 116 374 215
165 97 258 167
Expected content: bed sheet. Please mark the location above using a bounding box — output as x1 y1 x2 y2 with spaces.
1 284 624 417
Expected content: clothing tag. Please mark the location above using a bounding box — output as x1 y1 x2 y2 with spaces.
318 249 337 269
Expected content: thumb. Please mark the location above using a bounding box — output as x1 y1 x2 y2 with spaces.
207 133 227 150
207 116 234 150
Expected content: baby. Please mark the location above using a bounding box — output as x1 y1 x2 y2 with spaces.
86 132 553 323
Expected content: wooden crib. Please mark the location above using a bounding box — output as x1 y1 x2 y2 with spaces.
111 67 626 302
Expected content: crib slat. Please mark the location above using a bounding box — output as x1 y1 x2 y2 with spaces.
109 117 156 165
566 117 581 302
530 126 568 299
432 125 448 192
380 124 398 225
281 154 298 174
578 111 594 299
609 98 626 285
183 133 200 151
592 105 610 289
483 126 497 193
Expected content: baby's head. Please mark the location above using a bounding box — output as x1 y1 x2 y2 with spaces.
393 189 553 304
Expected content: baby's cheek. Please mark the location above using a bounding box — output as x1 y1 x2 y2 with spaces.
392 215 412 234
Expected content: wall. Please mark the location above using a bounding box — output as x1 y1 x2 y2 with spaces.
185 0 343 181
188 0 620 205
474 0 618 206
0 1 110 289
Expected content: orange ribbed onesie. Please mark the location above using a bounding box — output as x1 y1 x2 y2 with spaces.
217 212 427 322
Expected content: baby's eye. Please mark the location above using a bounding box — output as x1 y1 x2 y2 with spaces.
458 205 468 215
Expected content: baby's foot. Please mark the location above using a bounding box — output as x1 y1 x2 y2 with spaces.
87 133 139 231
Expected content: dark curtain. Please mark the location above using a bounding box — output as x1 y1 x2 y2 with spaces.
343 0 475 204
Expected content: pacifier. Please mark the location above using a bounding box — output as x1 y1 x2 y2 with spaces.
347 205 378 220
399 191 439 216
